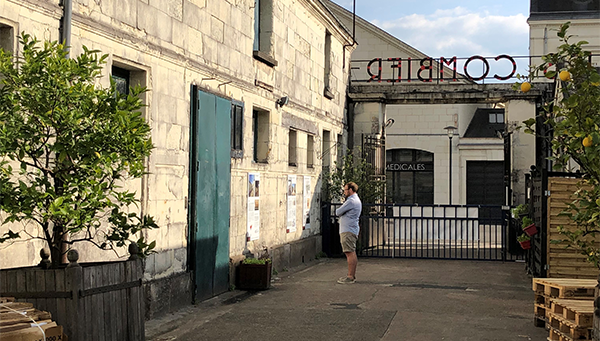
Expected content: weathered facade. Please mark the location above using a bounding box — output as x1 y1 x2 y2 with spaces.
0 0 353 318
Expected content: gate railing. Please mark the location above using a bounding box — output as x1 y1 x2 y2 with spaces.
322 203 525 261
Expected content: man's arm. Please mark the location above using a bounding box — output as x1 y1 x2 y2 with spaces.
336 199 351 216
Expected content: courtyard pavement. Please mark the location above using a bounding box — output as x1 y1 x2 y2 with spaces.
146 257 548 341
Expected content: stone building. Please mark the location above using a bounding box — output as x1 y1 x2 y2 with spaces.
0 0 354 318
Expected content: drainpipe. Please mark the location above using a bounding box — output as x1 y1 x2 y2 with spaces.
59 0 73 264
60 0 73 57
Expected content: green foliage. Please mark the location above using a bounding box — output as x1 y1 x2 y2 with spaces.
0 33 157 266
517 234 530 242
516 23 600 268
242 257 271 265
521 217 534 229
322 149 385 204
511 204 528 217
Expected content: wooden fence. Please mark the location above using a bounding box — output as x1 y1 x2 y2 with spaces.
0 249 144 340
547 177 599 279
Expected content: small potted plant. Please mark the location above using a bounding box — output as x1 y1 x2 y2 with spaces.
237 257 272 290
517 234 531 250
511 204 529 219
522 216 538 236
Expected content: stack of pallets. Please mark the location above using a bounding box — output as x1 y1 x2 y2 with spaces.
0 297 66 340
532 278 596 341
547 298 593 341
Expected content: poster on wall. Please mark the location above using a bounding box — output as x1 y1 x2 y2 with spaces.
303 177 311 230
287 175 297 233
247 173 260 241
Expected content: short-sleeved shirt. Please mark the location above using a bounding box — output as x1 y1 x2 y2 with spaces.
335 193 362 236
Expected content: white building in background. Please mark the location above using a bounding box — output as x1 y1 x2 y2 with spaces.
325 0 539 206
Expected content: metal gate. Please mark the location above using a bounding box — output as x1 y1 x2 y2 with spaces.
323 203 525 261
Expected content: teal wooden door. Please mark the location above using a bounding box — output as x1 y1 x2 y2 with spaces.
193 89 231 301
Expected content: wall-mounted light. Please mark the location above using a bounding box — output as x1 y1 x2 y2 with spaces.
384 118 395 129
276 96 289 108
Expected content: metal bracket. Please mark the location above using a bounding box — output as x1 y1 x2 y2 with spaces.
79 279 142 297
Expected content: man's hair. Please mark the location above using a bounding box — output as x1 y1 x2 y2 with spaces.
345 182 358 193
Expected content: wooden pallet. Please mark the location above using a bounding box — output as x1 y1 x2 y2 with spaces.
533 278 596 299
549 315 592 340
0 297 66 340
550 298 594 327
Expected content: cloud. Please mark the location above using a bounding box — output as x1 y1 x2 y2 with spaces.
371 7 529 58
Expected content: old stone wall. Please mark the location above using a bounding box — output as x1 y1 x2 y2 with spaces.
0 0 353 318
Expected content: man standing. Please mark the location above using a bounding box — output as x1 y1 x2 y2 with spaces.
336 182 362 284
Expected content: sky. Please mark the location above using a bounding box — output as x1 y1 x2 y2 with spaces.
330 0 531 79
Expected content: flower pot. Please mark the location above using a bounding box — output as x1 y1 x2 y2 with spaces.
523 223 538 237
519 240 531 250
237 262 272 290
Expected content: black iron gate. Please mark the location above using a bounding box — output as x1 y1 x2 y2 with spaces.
323 203 525 261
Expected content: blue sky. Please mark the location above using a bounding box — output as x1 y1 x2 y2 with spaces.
330 0 530 58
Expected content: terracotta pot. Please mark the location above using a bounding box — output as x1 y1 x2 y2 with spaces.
523 224 538 236
519 240 531 250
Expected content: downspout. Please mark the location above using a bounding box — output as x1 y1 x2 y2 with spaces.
342 0 356 69
60 0 73 57
343 0 356 149
59 0 73 264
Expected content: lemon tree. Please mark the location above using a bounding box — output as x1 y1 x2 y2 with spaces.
0 34 158 266
518 23 600 267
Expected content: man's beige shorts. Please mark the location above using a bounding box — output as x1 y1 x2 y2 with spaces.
340 232 358 253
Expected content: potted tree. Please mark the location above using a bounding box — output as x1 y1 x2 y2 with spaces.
237 257 272 290
517 234 531 250
0 33 157 266
0 34 157 341
522 217 538 237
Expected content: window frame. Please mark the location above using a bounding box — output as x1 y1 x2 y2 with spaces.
231 101 244 159
111 65 131 96
253 0 278 67
386 149 434 205
307 134 315 168
288 129 298 167
252 108 270 163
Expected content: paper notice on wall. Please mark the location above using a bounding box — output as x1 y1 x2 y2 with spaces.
247 173 260 241
303 177 311 230
287 175 297 233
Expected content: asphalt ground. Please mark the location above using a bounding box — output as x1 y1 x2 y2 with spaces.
146 257 548 341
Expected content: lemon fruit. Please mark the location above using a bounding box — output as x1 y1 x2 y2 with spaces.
559 70 571 82
521 82 531 93
583 136 592 148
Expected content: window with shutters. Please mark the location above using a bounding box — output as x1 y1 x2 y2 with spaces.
231 102 244 158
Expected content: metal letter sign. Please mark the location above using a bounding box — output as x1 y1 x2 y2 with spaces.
363 55 518 83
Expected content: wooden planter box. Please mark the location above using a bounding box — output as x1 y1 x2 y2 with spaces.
237 262 272 290
0 250 144 341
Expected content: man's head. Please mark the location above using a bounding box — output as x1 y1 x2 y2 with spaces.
343 182 358 198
